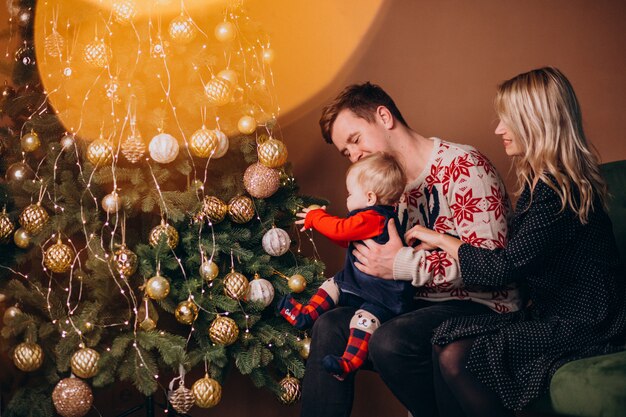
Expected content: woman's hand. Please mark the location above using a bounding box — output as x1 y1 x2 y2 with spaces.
295 205 326 232
404 225 443 249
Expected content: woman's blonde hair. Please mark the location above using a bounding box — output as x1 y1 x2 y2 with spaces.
495 67 607 223
347 152 406 205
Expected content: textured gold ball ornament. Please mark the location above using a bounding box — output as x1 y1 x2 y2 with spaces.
19 203 49 234
121 131 146 163
13 228 30 248
192 374 222 408
0 207 14 240
44 239 75 273
245 274 274 308
101 192 121 214
52 377 93 417
6 162 35 182
111 244 138 277
149 133 179 163
20 131 40 152
86 138 113 166
175 300 199 325
278 375 301 405
258 138 288 168
70 347 100 378
112 0 137 24
223 270 249 300
3 305 22 325
168 14 197 44
145 274 170 301
13 342 44 372
204 77 232 106
298 337 311 359
44 30 65 58
217 69 238 86
243 162 280 198
189 127 218 158
149 222 179 249
199 260 219 282
237 115 257 135
169 382 195 414
214 21 236 42
83 39 111 68
262 227 291 256
201 196 228 224
288 274 307 293
228 195 255 224
212 129 229 158
208 316 239 346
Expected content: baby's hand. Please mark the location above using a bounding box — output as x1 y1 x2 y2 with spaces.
295 205 326 232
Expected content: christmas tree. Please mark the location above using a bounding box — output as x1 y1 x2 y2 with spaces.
0 0 325 415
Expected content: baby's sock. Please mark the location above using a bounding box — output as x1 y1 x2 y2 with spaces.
277 279 339 329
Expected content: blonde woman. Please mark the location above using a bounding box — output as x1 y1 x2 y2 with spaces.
403 67 626 416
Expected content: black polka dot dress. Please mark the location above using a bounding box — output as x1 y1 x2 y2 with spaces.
433 179 626 410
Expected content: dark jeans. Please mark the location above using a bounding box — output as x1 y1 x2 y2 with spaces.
300 299 494 417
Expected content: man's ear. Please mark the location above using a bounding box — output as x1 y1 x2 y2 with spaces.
376 106 394 129
366 191 378 205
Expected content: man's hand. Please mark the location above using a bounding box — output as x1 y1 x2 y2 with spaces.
352 220 403 279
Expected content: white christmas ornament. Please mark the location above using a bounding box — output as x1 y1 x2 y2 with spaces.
245 276 274 308
149 133 179 163
262 227 291 256
212 129 229 158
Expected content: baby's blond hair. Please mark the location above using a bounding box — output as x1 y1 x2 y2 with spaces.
347 153 406 205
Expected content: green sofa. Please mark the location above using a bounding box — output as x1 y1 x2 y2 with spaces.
525 160 626 417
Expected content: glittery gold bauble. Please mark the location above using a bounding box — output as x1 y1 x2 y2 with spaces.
208 316 239 346
13 342 44 372
86 138 113 166
288 274 307 293
70 347 100 378
169 382 195 414
149 133 179 164
212 129 229 158
101 192 121 214
192 374 222 408
44 239 75 273
168 14 197 44
13 228 30 248
189 127 218 158
3 305 22 325
175 300 199 325
112 0 137 24
52 377 93 417
83 39 111 68
0 208 14 240
20 131 40 152
242 163 280 199
228 195 254 223
214 21 236 42
145 274 170 301
237 115 257 135
201 196 228 224
121 131 146 163
111 245 138 277
149 222 179 249
298 337 311 359
19 203 49 235
204 77 232 106
6 162 34 182
223 271 249 300
199 260 219 282
262 227 291 257
45 30 65 58
278 375 301 405
258 138 288 168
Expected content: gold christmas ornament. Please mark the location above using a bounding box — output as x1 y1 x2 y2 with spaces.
175 300 199 325
258 138 288 168
0 293 6 303
145 274 170 301
137 297 159 331
112 0 137 24
13 342 44 372
168 14 197 44
140 317 157 331
70 347 100 378
308 204 322 210
201 196 228 224
6 161 35 182
243 162 280 199
223 270 249 300
0 207 14 240
101 192 121 214
189 127 218 158
169 382 195 414
228 195 255 223
214 21 236 42
199 260 219 282
44 30 65 58
83 39 111 68
111 244 138 277
19 203 49 235
60 134 75 149
278 375 301 405
44 239 75 273
20 131 40 152
13 227 30 248
86 138 113 166
288 274 307 293
192 374 222 408
208 316 239 346
262 227 291 256
217 69 238 86
121 131 146 163
204 77 232 106
149 221 179 249
298 337 311 359
149 133 179 164
212 129 229 158
3 305 22 325
52 377 94 417
245 274 274 308
237 115 257 135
